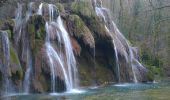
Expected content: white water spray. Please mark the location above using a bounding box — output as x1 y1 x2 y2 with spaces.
37 3 78 92
94 0 146 83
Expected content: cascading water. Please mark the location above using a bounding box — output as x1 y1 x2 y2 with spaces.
45 22 70 92
112 21 139 83
14 3 33 93
14 3 23 44
57 16 78 89
26 2 34 21
94 0 122 82
93 0 146 83
23 49 32 93
23 3 33 93
38 3 78 93
37 3 43 15
0 31 12 95
105 25 121 82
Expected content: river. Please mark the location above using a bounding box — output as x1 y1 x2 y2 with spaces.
2 78 170 100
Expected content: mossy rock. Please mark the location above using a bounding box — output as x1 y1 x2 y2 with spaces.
10 46 20 64
67 14 95 48
0 19 14 39
5 30 11 39
71 1 95 18
27 15 46 39
56 3 65 13
10 46 23 79
2 19 14 30
27 15 46 54
70 1 111 41
78 49 115 86
81 16 112 43
0 19 3 28
34 39 44 54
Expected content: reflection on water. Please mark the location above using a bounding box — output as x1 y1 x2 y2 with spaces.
1 78 170 100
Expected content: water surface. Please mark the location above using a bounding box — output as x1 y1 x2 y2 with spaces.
2 78 170 100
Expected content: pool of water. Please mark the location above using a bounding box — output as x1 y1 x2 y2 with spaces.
1 78 170 100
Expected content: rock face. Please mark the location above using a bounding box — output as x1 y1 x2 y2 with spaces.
0 0 149 93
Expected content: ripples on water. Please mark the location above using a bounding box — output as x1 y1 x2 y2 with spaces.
1 78 170 100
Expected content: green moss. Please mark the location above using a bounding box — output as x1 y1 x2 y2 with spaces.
27 15 46 40
78 48 114 86
71 1 95 18
79 57 114 86
68 15 95 48
28 23 35 34
10 46 20 64
56 3 65 13
6 30 11 39
26 15 46 55
37 25 46 40
68 15 85 37
34 39 43 54
87 17 107 35
10 46 23 79
0 20 3 28
70 1 110 40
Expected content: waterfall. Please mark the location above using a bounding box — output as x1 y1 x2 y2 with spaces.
0 31 12 95
37 3 43 15
22 3 34 93
94 0 146 83
14 3 33 93
57 16 78 89
129 47 138 83
45 22 71 92
26 2 34 21
14 3 23 44
38 3 78 92
112 21 138 83
105 25 121 82
94 0 122 82
0 0 151 96
23 49 32 93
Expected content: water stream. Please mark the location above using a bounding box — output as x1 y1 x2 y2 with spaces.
94 0 147 83
38 3 79 92
0 31 11 95
2 78 170 100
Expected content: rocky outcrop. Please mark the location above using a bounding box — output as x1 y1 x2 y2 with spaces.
26 15 48 92
67 14 95 48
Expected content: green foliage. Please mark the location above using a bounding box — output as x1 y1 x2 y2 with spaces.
141 50 163 80
146 71 154 81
